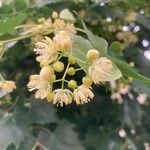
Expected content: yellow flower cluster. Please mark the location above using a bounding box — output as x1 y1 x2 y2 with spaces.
28 45 113 106
27 12 114 106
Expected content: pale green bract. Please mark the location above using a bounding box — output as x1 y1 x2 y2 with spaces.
60 9 76 22
71 34 122 81
81 20 150 84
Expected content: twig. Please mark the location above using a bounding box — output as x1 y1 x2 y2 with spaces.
5 97 19 112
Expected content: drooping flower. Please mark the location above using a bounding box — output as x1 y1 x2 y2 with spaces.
73 85 94 105
0 80 16 94
39 65 54 81
53 89 73 106
27 75 52 99
53 30 72 52
27 66 54 99
88 57 113 84
34 36 58 65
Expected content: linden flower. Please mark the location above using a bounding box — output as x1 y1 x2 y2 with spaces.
53 89 73 106
53 19 66 31
27 75 52 99
65 23 76 34
27 66 54 99
53 19 76 33
74 85 94 105
53 30 72 52
34 36 58 65
0 80 16 94
89 57 113 84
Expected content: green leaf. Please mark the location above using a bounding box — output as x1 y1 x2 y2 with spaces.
38 122 85 150
136 15 150 31
123 99 142 127
81 20 150 84
82 21 108 56
30 100 58 124
72 34 121 80
122 138 137 150
110 57 150 84
0 12 27 35
0 100 59 149
0 110 25 150
60 9 75 22
15 0 29 11
109 41 124 57
17 134 35 150
71 34 93 71
84 131 110 150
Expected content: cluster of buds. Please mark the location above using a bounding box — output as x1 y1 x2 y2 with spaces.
22 11 76 36
27 11 114 107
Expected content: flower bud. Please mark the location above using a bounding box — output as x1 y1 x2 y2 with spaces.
46 92 55 102
52 11 59 19
61 38 72 52
53 31 72 52
37 17 46 24
68 80 77 89
67 67 75 76
86 49 99 61
129 62 134 67
68 56 76 65
82 76 93 87
51 74 56 82
40 66 54 81
53 61 64 72
128 77 133 83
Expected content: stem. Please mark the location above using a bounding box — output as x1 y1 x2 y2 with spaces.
75 68 84 71
2 33 34 44
75 27 86 33
31 125 52 136
64 79 69 83
0 74 3 80
32 142 48 150
54 79 62 83
61 63 70 89
37 142 48 150
15 24 34 29
31 143 37 150
57 55 62 60
76 58 85 63
31 125 59 150
5 97 19 112
0 48 6 60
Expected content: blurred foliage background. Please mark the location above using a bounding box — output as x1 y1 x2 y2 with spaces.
0 0 150 150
